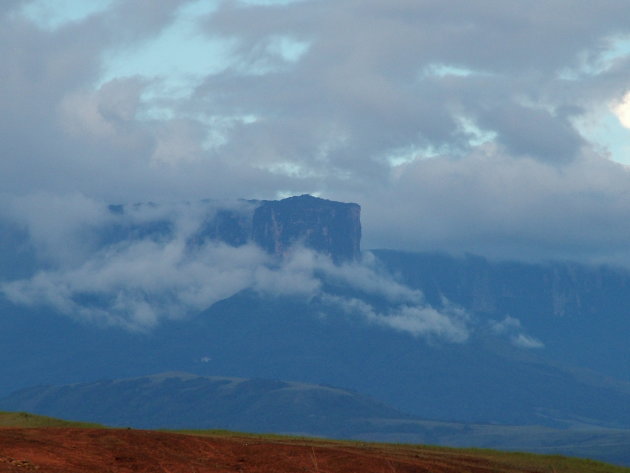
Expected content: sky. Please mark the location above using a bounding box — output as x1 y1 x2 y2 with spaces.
7 0 627 344
4 0 630 264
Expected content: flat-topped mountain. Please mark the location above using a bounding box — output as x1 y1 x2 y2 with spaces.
252 195 361 263
114 194 362 263
3 195 630 466
3 374 630 466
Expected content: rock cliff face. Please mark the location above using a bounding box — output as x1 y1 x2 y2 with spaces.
194 195 361 263
193 207 254 248
252 195 361 263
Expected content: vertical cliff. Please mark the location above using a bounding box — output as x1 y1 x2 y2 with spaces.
114 196 361 263
252 195 361 263
190 195 361 263
192 208 254 248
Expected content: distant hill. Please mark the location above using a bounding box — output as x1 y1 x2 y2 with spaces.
3 373 630 466
3 197 630 467
0 372 407 434
2 285 630 429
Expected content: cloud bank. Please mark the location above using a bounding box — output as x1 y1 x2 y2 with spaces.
3 1 630 263
1 196 473 342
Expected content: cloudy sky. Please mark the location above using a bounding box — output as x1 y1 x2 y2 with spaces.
4 0 630 262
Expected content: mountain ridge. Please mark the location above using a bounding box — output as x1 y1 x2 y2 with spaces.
109 194 362 263
2 196 630 466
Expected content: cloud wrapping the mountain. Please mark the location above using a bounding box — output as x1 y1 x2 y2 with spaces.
3 240 269 330
512 334 545 349
490 316 544 349
2 0 629 342
1 196 468 339
322 294 470 343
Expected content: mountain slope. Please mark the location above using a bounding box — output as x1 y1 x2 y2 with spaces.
372 250 630 380
157 291 630 429
2 288 630 430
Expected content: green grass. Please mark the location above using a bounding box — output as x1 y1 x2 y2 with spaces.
171 429 630 472
442 447 630 473
0 411 104 429
2 413 628 472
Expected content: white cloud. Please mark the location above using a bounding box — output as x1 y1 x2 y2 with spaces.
2 239 270 330
490 315 522 334
4 0 630 271
59 78 146 140
1 195 470 343
512 333 545 349
3 192 110 266
1 196 265 329
611 91 630 129
356 148 630 265
490 316 544 349
18 0 114 31
322 294 470 343
322 251 424 304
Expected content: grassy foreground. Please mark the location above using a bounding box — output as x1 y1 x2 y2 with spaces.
175 428 630 473
1 412 628 472
0 411 103 428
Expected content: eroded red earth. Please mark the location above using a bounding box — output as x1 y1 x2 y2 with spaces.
0 427 542 473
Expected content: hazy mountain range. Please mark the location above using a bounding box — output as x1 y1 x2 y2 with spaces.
1 195 630 465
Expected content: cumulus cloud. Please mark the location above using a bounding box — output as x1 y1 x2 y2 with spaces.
198 0 630 171
2 0 630 264
58 78 147 141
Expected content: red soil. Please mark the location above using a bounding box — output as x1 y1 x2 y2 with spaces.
0 427 538 473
